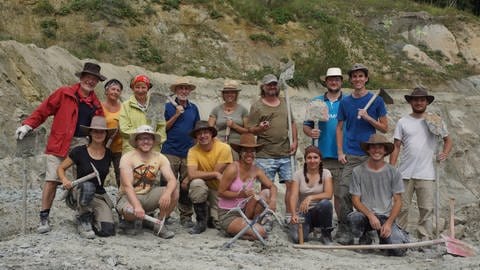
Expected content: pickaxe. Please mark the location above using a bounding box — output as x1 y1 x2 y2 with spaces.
124 207 165 236
59 162 100 200
357 88 394 119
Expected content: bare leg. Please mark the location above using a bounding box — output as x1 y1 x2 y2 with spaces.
41 181 58 210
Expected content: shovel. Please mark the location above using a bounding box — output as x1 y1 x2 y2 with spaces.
304 99 329 147
146 91 167 129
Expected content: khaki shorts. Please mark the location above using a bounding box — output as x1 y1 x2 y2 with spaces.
218 208 242 235
45 137 88 182
116 186 165 213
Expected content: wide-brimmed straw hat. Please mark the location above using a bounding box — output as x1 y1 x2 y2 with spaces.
320 67 346 81
189 120 217 138
170 77 196 92
79 116 117 138
348 63 369 77
230 133 263 153
360 134 394 156
128 125 161 148
75 62 107 81
220 80 241 92
404 87 435 104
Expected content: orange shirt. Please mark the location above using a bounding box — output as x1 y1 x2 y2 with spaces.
102 104 122 153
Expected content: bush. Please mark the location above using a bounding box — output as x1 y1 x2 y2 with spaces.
33 0 56 16
59 0 140 24
270 8 294 24
136 36 164 65
163 0 180 11
40 19 58 39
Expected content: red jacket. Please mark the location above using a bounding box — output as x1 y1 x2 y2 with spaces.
23 83 103 158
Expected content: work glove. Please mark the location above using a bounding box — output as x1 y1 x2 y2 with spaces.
15 125 32 140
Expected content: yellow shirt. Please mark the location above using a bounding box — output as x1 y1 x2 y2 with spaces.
102 104 122 153
187 138 233 190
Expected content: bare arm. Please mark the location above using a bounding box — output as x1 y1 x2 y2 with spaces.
381 193 403 238
389 139 402 165
336 120 347 164
438 135 453 161
120 164 144 219
256 168 277 212
57 157 75 190
207 115 216 127
289 180 300 223
352 194 381 231
218 163 241 199
165 106 184 131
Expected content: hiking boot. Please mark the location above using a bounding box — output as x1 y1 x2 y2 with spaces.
77 213 95 239
261 214 274 233
165 216 177 226
120 219 143 235
319 228 334 245
336 223 354 245
180 218 195 228
190 203 207 234
155 224 175 239
359 231 374 245
37 218 51 234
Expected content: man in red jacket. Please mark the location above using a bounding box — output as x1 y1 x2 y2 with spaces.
15 62 106 234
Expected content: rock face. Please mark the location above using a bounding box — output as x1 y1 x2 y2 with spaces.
1 40 480 236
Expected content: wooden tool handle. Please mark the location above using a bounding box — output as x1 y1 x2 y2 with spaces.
449 197 455 238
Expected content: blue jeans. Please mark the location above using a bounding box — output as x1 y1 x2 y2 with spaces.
348 211 409 256
289 200 333 243
256 157 293 183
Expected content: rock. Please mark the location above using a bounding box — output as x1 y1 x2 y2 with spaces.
402 44 444 72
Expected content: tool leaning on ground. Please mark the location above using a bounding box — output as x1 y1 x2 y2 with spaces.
279 61 295 172
59 162 101 200
293 197 476 257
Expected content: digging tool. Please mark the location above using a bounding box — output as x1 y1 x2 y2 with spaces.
16 129 43 235
297 216 306 245
304 99 329 147
59 162 100 200
424 112 448 238
106 119 119 149
125 207 165 236
357 88 394 119
294 197 476 257
166 94 184 114
279 61 295 172
224 116 232 142
146 91 167 129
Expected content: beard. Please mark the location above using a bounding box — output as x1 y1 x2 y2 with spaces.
412 107 426 114
327 87 341 93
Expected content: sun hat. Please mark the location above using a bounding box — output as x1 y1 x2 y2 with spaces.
404 87 435 104
348 63 369 77
75 62 107 81
230 133 263 153
220 79 241 92
130 75 153 89
320 67 346 81
128 125 161 148
79 116 117 138
360 134 394 156
170 77 196 92
262 74 278 85
189 120 217 138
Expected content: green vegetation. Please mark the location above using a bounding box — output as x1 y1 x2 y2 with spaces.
59 0 140 24
135 36 164 66
249 34 284 47
40 19 58 39
33 0 56 16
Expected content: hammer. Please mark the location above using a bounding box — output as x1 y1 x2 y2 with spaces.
59 162 101 200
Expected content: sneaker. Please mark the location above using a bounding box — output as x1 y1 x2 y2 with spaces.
155 224 175 239
336 231 354 245
37 218 51 234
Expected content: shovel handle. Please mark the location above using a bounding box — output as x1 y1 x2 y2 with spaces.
449 197 455 238
357 91 379 119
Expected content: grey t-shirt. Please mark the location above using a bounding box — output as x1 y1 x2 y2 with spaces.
349 162 404 216
210 104 248 144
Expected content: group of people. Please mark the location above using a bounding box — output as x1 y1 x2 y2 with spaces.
15 61 452 257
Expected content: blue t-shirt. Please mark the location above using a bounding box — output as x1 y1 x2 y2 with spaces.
161 100 200 158
303 93 342 159
337 92 387 156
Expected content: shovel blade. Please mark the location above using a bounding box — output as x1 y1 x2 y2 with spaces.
442 235 477 257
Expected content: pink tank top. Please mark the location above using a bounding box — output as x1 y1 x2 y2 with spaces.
218 162 255 209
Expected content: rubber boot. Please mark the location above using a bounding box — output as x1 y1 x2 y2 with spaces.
189 203 207 234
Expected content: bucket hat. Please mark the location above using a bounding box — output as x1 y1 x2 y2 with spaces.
320 67 346 81
230 133 263 153
189 120 217 138
348 63 369 77
128 125 161 148
75 62 107 81
360 134 394 156
220 80 241 92
404 87 435 104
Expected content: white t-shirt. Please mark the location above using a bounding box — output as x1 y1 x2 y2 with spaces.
393 114 447 180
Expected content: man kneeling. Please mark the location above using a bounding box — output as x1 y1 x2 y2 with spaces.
116 125 178 238
348 134 408 256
